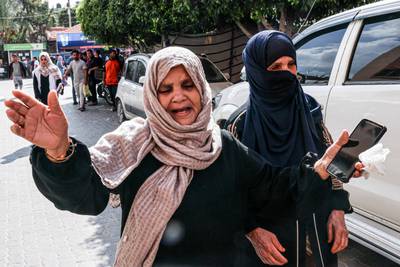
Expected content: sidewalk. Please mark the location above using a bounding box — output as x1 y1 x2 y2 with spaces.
0 79 121 267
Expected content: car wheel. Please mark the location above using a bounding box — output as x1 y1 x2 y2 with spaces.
117 99 126 123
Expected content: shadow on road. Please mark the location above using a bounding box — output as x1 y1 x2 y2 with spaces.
82 206 122 266
0 145 31 164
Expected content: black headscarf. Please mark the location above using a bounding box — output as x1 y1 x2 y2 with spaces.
242 30 321 167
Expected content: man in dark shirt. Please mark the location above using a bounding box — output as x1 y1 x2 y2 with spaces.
86 49 102 105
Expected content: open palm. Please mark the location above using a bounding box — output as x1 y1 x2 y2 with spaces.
5 90 68 151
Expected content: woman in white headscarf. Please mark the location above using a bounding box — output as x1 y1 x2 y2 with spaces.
32 52 62 105
4 47 362 267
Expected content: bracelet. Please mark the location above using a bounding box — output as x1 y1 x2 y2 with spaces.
45 139 76 163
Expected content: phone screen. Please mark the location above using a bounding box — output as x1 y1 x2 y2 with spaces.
327 119 387 182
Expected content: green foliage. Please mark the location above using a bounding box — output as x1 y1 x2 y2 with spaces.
77 0 377 47
0 0 56 43
58 6 78 27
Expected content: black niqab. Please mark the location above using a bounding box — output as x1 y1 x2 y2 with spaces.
242 30 321 167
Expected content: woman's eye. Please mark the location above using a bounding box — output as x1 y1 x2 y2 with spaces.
158 87 171 94
183 83 194 89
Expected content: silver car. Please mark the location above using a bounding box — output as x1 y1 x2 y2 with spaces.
115 53 232 122
213 0 400 263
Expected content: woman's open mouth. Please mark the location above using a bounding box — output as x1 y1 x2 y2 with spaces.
171 107 193 117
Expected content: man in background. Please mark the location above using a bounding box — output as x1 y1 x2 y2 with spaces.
103 48 120 111
64 50 88 111
9 54 27 90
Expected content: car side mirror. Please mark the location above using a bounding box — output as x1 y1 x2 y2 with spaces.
138 76 146 85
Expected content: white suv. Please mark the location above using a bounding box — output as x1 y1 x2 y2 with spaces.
213 0 400 263
115 53 232 122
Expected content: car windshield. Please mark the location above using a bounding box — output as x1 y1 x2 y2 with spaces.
200 58 227 83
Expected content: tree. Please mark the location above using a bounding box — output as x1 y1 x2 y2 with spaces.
1 0 56 43
58 6 78 27
77 0 377 48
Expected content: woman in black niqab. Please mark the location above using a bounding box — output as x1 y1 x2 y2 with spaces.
235 31 351 267
242 30 323 166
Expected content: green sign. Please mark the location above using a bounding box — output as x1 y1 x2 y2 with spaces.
4 43 46 51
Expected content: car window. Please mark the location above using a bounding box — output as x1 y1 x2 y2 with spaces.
134 61 146 83
348 13 400 82
200 58 227 83
125 60 137 82
295 25 348 85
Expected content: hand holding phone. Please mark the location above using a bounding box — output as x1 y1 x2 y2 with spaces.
327 119 387 183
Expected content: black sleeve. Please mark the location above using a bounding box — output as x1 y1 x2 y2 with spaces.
230 133 325 231
330 189 353 213
20 62 27 78
33 75 40 100
30 139 110 215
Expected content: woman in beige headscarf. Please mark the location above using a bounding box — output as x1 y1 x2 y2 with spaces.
32 52 62 105
5 47 361 267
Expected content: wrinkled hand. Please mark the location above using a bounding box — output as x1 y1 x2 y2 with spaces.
314 130 364 179
327 210 348 253
247 228 287 265
5 90 69 157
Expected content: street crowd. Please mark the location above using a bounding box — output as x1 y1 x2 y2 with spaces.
8 48 127 112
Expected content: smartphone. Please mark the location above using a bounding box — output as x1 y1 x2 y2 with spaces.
327 119 387 183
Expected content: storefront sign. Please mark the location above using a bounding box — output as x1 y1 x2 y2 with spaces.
57 33 99 50
4 43 46 51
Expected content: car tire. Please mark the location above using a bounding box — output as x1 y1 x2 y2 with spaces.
117 99 126 123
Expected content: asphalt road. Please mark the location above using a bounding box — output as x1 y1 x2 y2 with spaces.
0 78 398 267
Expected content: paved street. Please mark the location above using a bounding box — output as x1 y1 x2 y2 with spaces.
0 79 398 267
0 79 122 267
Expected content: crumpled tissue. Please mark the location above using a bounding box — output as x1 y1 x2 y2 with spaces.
359 143 390 178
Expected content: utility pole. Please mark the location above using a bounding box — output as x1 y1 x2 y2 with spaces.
67 0 72 28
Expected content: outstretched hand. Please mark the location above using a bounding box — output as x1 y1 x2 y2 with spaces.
315 130 364 180
5 90 69 157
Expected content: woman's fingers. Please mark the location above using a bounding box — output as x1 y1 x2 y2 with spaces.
12 89 39 108
271 236 286 253
10 124 26 138
4 99 29 116
47 90 63 115
267 244 288 265
6 109 24 126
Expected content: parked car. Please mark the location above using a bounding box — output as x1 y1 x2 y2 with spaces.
213 0 400 263
115 53 232 122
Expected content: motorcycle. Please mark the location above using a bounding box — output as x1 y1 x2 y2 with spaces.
96 81 113 106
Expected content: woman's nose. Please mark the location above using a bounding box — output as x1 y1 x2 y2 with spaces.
171 87 186 103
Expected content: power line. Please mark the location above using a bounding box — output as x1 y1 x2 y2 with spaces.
0 9 71 20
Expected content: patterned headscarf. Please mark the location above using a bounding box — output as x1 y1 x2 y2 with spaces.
35 52 62 80
90 47 222 266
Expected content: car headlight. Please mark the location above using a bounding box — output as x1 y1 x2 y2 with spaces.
212 93 223 110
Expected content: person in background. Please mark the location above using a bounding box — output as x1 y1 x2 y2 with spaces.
103 48 120 111
64 50 88 111
56 54 65 76
25 57 32 78
225 31 351 267
32 52 62 105
9 54 27 90
116 48 125 71
33 57 39 70
94 49 104 82
86 49 101 105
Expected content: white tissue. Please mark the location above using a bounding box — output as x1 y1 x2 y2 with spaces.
359 143 390 177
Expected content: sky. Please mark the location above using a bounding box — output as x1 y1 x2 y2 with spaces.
47 0 79 9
